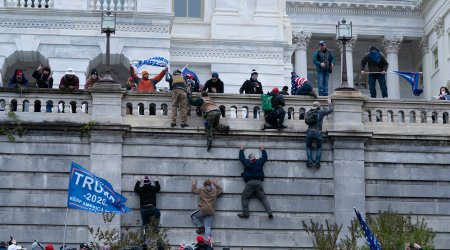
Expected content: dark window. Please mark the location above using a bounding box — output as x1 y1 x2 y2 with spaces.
174 0 202 18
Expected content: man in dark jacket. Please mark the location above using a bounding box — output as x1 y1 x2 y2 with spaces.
59 68 79 90
7 69 29 88
306 97 334 169
361 45 389 98
32 65 53 89
134 176 161 227
313 41 335 96
237 144 273 219
202 72 224 93
239 69 263 94
261 88 287 130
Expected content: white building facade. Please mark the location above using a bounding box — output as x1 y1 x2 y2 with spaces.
0 0 449 99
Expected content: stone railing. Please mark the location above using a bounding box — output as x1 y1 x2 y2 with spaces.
2 88 450 135
4 0 53 8
362 99 450 134
88 0 136 11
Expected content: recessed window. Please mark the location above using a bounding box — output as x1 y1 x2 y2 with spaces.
432 47 439 70
174 0 202 18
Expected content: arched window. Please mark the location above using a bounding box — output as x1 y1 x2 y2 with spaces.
288 107 294 120
363 110 371 123
126 103 133 115
138 103 144 115
219 105 226 117
149 103 156 116
34 100 41 112
58 101 65 113
241 106 249 118
0 99 6 111
299 108 306 120
11 100 18 112
409 111 416 123
398 111 405 123
161 104 168 116
443 112 449 124
70 101 77 113
375 110 382 122
22 100 30 112
253 106 260 119
46 101 53 113
81 101 89 113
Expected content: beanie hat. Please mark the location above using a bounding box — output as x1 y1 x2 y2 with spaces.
173 69 181 75
80 243 89 249
15 70 23 77
211 72 219 78
196 235 205 243
90 69 98 76
143 176 150 184
251 69 258 76
45 245 54 250
272 87 279 94
313 101 320 108
282 86 289 91
141 70 149 76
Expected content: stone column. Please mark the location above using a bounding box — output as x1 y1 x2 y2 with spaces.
337 35 358 88
383 34 403 99
87 83 127 243
292 31 311 78
420 36 431 100
328 96 371 238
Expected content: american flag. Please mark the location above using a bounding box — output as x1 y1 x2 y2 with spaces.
392 71 423 96
354 207 382 250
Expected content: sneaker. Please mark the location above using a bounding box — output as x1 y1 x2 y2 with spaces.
171 123 176 128
268 213 273 219
181 124 189 128
309 90 318 98
314 163 321 169
277 124 287 130
237 212 249 218
196 226 205 234
306 161 313 168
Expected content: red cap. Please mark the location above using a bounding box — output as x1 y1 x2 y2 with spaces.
272 87 279 94
45 244 54 250
196 235 205 243
16 70 23 77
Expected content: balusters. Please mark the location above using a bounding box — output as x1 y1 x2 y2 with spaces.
44 0 49 8
123 0 128 10
129 0 135 11
102 0 107 10
95 0 101 10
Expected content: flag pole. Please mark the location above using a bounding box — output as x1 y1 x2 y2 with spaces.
181 64 189 72
62 207 69 249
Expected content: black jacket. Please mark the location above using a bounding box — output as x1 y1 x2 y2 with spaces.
134 181 160 208
203 78 224 93
268 92 285 109
32 69 53 88
239 79 263 94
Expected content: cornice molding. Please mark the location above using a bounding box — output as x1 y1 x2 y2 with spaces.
170 48 283 61
287 2 421 17
0 18 169 33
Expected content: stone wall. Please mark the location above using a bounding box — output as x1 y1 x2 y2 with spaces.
1 87 450 249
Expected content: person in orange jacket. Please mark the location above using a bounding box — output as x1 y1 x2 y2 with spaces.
130 65 168 93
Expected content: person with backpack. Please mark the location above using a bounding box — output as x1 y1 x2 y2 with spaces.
305 97 334 169
261 88 287 130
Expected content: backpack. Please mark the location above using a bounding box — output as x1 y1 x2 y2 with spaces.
305 108 320 125
261 94 274 113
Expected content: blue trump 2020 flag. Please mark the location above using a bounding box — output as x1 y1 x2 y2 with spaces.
181 66 200 84
134 56 169 69
354 207 382 250
67 162 130 213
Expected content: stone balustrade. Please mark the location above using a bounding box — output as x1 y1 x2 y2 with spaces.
2 88 450 135
4 0 52 8
89 0 136 11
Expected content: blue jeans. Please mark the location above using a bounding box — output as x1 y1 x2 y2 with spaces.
141 207 161 226
317 71 329 96
368 74 387 98
191 210 214 239
295 83 313 95
306 129 323 163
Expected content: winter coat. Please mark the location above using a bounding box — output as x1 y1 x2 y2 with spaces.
59 75 80 90
32 68 53 88
84 75 100 89
361 50 389 73
313 49 335 73
192 183 222 215
308 104 334 131
203 78 224 93
239 79 263 94
134 181 160 208
239 149 268 183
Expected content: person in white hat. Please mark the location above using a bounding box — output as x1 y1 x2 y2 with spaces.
59 68 79 90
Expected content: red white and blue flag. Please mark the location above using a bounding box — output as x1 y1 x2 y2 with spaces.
354 207 382 250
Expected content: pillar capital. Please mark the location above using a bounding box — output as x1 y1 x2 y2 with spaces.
292 31 312 49
383 34 403 52
434 17 444 38
420 35 429 54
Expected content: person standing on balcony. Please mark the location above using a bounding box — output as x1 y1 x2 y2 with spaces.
84 69 101 89
361 45 389 98
203 72 224 93
237 144 273 219
313 41 335 96
190 178 222 242
261 88 287 130
167 69 189 128
32 65 53 89
7 69 29 89
239 69 263 94
59 68 79 90
188 91 230 151
134 176 161 228
130 65 167 93
436 86 450 100
305 97 334 169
